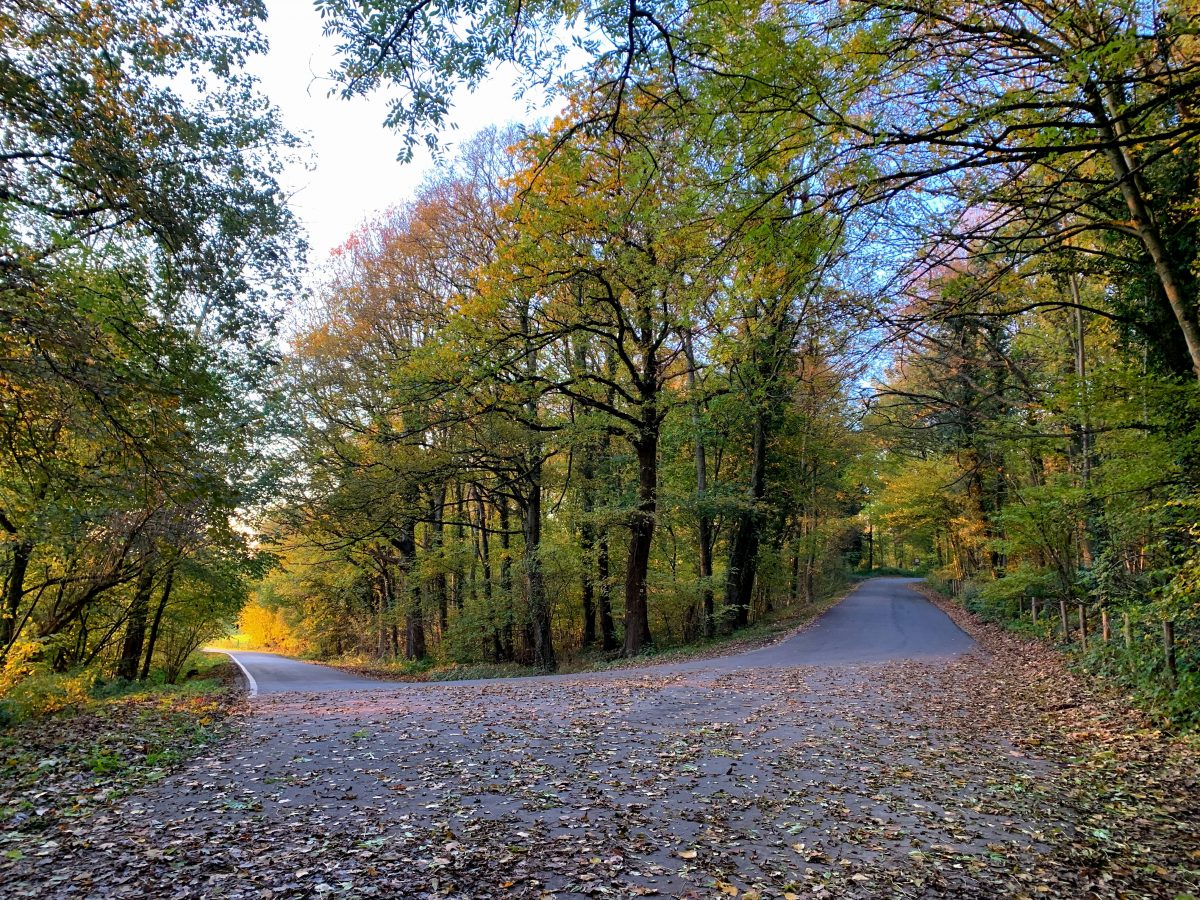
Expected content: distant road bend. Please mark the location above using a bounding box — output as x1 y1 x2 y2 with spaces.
210 577 975 696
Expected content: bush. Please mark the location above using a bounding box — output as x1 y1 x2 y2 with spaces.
850 566 925 579
1083 615 1200 731
925 569 961 597
0 668 96 726
973 568 1055 623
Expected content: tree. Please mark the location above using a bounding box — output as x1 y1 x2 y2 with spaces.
493 92 716 655
0 0 301 678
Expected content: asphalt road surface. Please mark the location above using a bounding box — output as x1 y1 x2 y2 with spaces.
710 575 976 669
19 576 1180 898
206 649 393 696
213 577 975 695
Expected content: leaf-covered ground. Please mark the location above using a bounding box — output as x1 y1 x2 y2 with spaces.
4 610 1198 899
0 664 243 855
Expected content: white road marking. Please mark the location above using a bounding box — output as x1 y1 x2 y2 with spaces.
203 648 259 698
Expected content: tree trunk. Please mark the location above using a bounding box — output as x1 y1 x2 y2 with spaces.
515 299 554 671
804 519 817 606
523 457 555 671
683 331 715 637
390 572 400 661
452 481 466 611
790 535 803 603
622 431 657 656
379 563 398 658
572 332 599 648
474 486 500 660
140 560 175 680
375 572 388 658
498 495 514 661
1 539 32 652
580 527 598 648
1091 95 1200 378
1065 273 1107 570
117 564 155 680
391 522 424 660
597 527 617 651
1163 620 1177 682
598 350 620 653
430 484 448 634
724 408 768 629
405 589 426 660
578 455 599 649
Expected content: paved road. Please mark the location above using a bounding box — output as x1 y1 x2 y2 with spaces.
205 649 394 695
22 576 1135 898
710 576 975 669
212 577 974 696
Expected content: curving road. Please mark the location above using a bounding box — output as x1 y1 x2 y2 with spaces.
25 576 1105 900
205 648 394 696
210 577 974 696
715 575 975 668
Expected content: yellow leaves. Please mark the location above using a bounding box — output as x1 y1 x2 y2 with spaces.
236 600 305 655
866 453 984 551
678 849 698 859
712 885 761 899
0 638 44 696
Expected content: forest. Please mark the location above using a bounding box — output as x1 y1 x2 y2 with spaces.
2 0 1199 727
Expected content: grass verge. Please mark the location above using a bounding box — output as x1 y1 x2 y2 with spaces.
0 658 243 858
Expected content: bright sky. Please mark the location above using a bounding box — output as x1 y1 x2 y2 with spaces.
250 0 557 266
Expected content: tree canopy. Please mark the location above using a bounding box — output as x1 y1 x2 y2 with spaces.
3 0 1199 730
0 0 302 698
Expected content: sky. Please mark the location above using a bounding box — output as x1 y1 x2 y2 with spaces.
249 0 557 266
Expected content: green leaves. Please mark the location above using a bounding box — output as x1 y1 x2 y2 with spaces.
0 0 301 682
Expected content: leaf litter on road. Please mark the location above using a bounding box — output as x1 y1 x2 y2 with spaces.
3 612 1199 899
